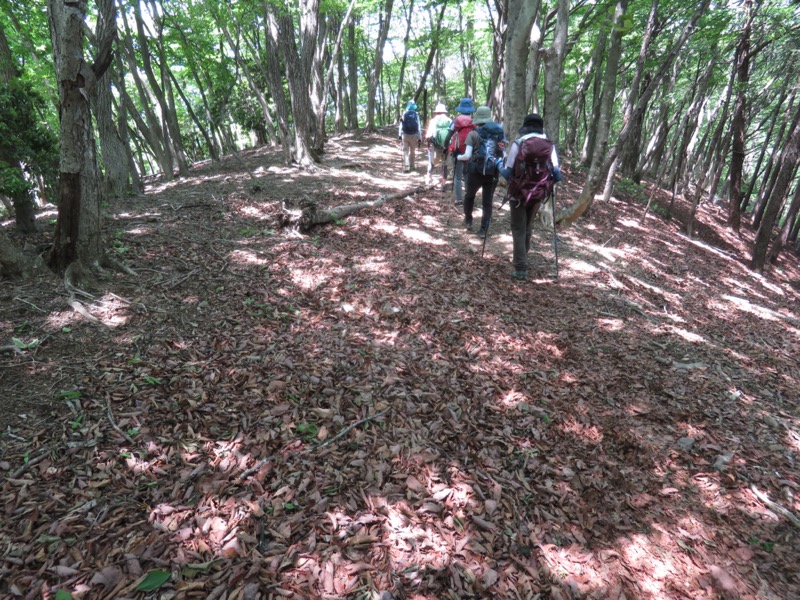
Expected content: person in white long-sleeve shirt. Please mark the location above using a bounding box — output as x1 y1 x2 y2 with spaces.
497 114 563 281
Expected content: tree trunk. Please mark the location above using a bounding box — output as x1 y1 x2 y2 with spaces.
366 0 393 131
47 0 115 274
486 0 508 108
394 1 413 123
540 0 569 143
618 0 659 181
727 0 757 232
765 179 800 264
347 19 359 129
502 0 538 133
560 0 711 226
751 103 800 272
0 228 43 279
753 93 796 228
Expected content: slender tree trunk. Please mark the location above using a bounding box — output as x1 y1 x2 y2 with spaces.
394 2 413 122
347 19 359 128
727 0 757 232
366 0 393 131
486 0 508 108
411 1 448 103
541 0 569 143
741 81 790 212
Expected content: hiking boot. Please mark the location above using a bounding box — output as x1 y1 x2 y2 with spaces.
463 218 473 230
511 270 528 281
476 227 487 239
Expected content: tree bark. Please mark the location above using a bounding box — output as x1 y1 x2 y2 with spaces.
366 0 393 131
727 0 757 232
751 103 800 272
540 0 569 143
47 0 114 274
502 0 538 133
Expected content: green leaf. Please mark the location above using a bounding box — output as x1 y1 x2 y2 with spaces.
12 337 27 349
55 591 73 600
135 569 171 592
56 390 81 399
61 327 72 333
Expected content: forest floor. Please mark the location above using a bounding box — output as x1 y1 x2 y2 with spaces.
1 127 799 600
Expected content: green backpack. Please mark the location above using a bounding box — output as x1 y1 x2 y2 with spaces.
433 117 452 149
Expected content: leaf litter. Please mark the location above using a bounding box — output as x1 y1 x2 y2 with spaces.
1 128 799 599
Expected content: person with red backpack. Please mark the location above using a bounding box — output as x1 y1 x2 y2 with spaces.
497 113 562 281
443 98 476 205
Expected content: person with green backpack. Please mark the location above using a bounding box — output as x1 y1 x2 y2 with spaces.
424 103 452 190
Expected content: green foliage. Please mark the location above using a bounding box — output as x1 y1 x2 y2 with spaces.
0 79 58 199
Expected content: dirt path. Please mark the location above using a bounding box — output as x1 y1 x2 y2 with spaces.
1 128 799 599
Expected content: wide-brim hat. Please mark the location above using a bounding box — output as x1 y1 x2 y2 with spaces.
455 98 475 114
433 102 448 114
472 105 492 124
406 100 418 111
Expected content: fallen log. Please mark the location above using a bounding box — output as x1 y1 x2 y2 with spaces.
296 184 433 232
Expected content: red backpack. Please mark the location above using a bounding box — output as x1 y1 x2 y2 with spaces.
509 134 555 206
448 115 476 155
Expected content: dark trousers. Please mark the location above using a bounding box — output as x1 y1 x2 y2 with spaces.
510 198 542 272
464 170 497 229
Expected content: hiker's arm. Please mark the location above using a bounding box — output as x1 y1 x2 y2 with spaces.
457 144 474 161
443 128 454 151
497 142 518 180
550 146 562 181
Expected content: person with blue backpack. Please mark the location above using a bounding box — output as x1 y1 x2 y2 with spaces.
398 100 422 173
456 105 506 238
496 113 563 281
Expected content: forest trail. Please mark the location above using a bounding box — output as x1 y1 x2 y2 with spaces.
1 128 799 599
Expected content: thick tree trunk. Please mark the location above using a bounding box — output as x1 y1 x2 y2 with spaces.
502 0 538 133
347 19 359 129
765 180 800 264
751 104 800 272
47 0 114 273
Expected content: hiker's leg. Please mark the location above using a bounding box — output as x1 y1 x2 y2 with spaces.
510 200 528 272
401 137 410 170
426 148 434 183
453 161 465 204
524 203 540 254
463 170 480 228
479 175 494 231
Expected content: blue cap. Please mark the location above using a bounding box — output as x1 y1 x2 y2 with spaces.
455 98 475 114
406 100 418 111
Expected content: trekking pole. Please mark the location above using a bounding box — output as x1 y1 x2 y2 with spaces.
552 184 559 281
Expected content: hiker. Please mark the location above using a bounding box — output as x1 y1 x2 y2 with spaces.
443 98 476 205
497 113 562 281
456 105 506 239
424 102 452 189
398 100 422 173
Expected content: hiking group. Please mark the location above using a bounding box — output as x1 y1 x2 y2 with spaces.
399 98 563 281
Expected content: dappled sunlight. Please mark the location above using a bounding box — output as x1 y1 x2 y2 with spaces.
229 249 270 265
400 227 447 245
596 317 625 331
289 264 330 290
718 293 788 323
618 533 682 598
664 325 707 344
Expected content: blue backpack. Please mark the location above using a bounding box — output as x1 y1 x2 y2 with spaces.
401 110 419 135
470 122 505 176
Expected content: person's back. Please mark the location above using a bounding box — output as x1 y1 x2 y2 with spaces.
398 100 422 173
497 113 562 281
425 103 452 187
444 98 476 205
457 106 505 238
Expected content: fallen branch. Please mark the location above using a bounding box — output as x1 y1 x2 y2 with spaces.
751 485 800 529
107 397 136 444
297 186 431 232
239 410 389 481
